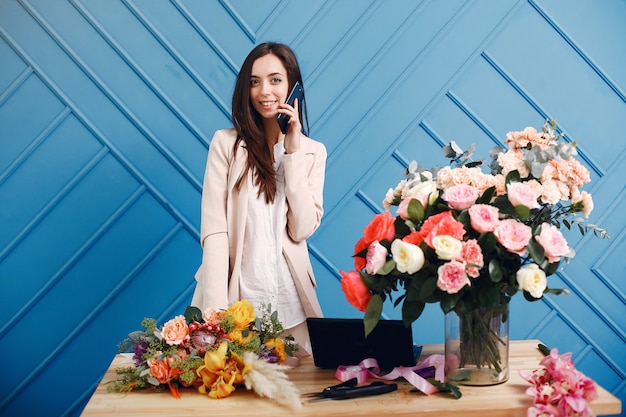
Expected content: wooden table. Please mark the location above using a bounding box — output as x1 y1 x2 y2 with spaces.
81 340 621 416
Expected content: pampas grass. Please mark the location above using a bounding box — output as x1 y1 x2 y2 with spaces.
242 351 302 410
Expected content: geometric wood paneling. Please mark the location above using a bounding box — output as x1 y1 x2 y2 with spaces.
0 1 624 415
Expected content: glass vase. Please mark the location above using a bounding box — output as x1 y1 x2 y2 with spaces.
444 305 509 386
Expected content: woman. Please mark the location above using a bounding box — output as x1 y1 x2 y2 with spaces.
192 43 325 354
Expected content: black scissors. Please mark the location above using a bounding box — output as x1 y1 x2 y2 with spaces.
306 378 398 402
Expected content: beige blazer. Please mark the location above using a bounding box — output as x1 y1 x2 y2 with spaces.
191 128 325 319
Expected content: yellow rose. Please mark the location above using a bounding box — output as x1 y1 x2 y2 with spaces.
228 328 256 345
226 300 256 329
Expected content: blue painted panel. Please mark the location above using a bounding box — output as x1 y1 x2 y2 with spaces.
0 74 65 173
0 113 102 250
0 36 27 94
0 1 624 416
536 0 626 91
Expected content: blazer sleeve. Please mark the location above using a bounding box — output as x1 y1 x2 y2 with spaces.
197 130 232 310
282 138 326 242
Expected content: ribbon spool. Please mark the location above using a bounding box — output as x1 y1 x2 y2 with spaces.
334 355 445 395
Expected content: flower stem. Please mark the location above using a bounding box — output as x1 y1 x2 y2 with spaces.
457 307 507 373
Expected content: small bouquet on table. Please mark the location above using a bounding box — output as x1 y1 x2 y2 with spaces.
108 300 303 409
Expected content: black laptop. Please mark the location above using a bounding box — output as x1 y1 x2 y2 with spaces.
306 317 417 371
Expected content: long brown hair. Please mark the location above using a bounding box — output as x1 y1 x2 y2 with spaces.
231 42 309 204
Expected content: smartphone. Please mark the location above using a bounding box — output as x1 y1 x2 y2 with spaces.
276 81 303 134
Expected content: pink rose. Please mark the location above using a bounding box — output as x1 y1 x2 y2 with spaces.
468 204 500 233
442 184 480 210
365 240 388 274
396 198 411 220
507 181 540 209
459 239 484 278
494 219 532 256
162 315 189 346
436 260 470 294
534 223 570 263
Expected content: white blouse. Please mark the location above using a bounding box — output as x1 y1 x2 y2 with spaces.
239 141 307 329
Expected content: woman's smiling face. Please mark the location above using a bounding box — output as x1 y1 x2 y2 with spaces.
249 53 289 120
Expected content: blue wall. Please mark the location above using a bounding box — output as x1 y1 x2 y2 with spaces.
0 1 624 416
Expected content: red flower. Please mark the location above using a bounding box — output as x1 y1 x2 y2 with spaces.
420 211 466 248
340 270 371 312
363 212 396 246
402 231 424 247
354 237 368 271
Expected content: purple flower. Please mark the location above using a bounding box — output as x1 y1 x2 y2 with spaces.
132 341 149 366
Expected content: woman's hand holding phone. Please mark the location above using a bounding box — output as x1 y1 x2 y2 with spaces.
277 81 303 153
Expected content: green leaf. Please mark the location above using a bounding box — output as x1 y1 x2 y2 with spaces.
491 195 516 215
402 299 425 326
478 232 497 254
425 379 463 399
364 294 384 336
184 305 203 324
527 238 545 264
440 293 460 313
394 216 411 237
505 170 521 185
419 276 438 300
361 272 388 293
378 259 397 276
488 259 503 283
408 199 425 221
514 205 530 220
479 286 501 309
477 186 496 205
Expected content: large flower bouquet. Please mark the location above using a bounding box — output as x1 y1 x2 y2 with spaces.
109 300 302 409
340 120 607 376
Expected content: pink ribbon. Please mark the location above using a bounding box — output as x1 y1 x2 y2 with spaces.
334 355 445 395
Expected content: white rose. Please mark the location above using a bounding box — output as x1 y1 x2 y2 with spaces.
409 180 437 198
431 235 463 260
516 264 547 298
391 239 425 274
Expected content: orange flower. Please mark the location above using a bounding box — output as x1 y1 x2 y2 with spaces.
363 212 396 246
420 211 466 248
402 231 424 247
147 355 174 384
353 237 368 270
340 270 371 312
